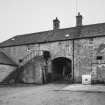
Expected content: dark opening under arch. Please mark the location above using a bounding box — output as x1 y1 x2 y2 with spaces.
52 57 72 82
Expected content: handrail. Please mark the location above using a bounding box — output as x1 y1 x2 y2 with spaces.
22 50 44 65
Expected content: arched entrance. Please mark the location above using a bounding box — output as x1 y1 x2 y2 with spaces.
52 57 72 83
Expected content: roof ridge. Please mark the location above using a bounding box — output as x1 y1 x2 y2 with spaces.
0 22 105 47
7 22 105 38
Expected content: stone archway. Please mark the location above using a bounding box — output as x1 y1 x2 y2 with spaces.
52 57 72 82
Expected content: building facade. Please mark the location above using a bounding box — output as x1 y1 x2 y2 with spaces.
0 13 105 84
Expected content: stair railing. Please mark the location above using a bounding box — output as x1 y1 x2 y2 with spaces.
22 50 43 65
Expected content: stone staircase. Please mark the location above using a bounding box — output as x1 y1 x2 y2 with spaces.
21 50 44 66
0 50 48 84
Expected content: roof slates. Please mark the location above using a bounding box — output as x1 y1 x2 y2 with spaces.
0 23 105 47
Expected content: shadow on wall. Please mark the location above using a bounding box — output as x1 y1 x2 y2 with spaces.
1 66 24 84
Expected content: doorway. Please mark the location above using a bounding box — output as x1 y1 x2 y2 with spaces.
52 57 72 82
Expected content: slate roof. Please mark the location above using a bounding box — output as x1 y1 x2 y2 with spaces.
0 23 105 47
0 50 17 66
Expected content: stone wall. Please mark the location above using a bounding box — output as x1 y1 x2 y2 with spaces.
0 64 16 82
22 56 44 84
3 40 73 65
2 40 73 83
74 39 93 82
74 37 105 82
2 37 105 83
92 37 105 82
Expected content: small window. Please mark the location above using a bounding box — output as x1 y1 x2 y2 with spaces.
26 45 33 52
96 56 103 60
65 34 70 37
19 59 23 63
11 38 15 41
27 47 31 51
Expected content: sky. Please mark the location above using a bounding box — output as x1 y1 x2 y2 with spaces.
0 0 105 42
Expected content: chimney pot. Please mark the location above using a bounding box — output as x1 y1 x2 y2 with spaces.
76 12 83 26
53 17 60 30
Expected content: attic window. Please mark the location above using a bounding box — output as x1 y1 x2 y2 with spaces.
65 34 70 37
11 38 15 41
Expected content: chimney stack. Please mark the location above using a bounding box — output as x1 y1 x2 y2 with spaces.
53 17 60 30
76 12 82 26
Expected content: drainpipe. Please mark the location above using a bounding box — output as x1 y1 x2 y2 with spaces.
72 40 75 83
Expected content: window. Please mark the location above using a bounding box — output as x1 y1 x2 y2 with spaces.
96 56 103 60
26 45 33 52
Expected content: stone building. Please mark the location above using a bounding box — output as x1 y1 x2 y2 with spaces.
0 12 105 84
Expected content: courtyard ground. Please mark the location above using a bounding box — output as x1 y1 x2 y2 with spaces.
0 83 105 105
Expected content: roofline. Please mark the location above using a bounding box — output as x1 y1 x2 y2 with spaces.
0 34 105 48
0 22 105 48
5 22 105 37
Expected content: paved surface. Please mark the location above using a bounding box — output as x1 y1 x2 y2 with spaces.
62 84 105 92
0 84 105 105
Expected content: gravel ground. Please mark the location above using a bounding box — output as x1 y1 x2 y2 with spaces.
0 83 105 105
